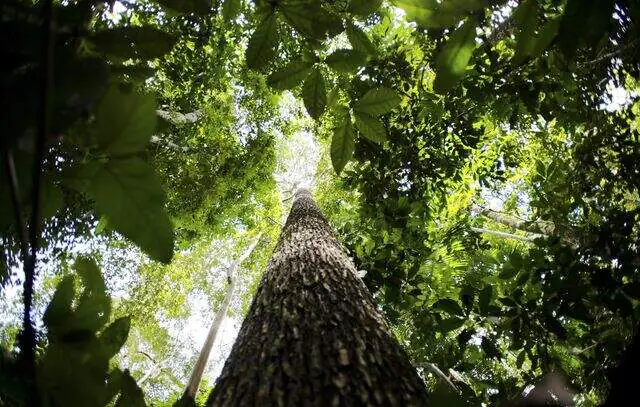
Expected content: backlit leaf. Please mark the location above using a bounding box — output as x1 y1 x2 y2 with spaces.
302 67 327 119
346 24 376 55
354 87 401 116
331 114 354 174
267 61 313 90
325 49 368 73
86 158 174 263
245 13 279 69
433 18 477 94
354 111 387 143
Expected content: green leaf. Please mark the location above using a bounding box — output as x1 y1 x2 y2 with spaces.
513 0 538 64
346 24 376 55
481 336 501 359
302 67 327 119
280 0 339 39
433 18 477 94
325 49 368 73
393 0 485 28
90 26 178 59
331 114 354 174
354 87 401 116
154 0 210 14
43 275 75 337
74 257 111 333
438 317 465 333
478 284 492 315
85 158 174 263
222 0 241 22
115 371 146 407
433 298 464 316
516 350 526 368
94 84 157 156
498 264 518 279
348 0 383 18
245 13 279 69
267 61 312 90
354 111 387 143
531 16 561 58
100 317 131 359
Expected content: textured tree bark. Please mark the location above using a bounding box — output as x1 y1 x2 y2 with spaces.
206 189 429 406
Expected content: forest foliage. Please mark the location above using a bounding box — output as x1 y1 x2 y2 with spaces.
1 0 640 406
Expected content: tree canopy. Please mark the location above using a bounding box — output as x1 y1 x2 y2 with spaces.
1 0 639 406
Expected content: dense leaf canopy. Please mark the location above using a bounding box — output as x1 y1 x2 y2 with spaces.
1 0 639 406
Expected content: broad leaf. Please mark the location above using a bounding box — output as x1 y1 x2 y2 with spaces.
86 158 174 263
481 336 501 359
346 24 376 55
43 275 75 338
73 257 111 333
513 0 538 64
154 0 210 14
302 67 327 119
393 0 485 28
94 84 157 156
115 371 146 407
354 111 387 143
348 0 383 18
331 114 354 174
325 49 368 73
100 317 131 359
438 317 465 333
478 284 492 315
434 298 465 316
222 0 241 22
280 0 340 39
245 13 279 69
433 18 477 94
354 87 401 116
267 61 312 90
90 26 178 59
531 16 561 58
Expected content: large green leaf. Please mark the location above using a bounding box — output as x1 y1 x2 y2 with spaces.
325 49 368 73
346 24 376 55
86 158 174 263
90 26 178 60
331 114 354 174
43 275 75 338
478 284 493 315
99 317 131 359
267 61 312 90
222 0 241 22
245 13 279 69
433 18 477 94
94 84 157 156
73 257 111 333
302 67 327 119
434 298 465 316
153 0 210 14
530 16 561 58
354 87 401 116
393 0 485 28
280 0 340 39
348 0 383 18
115 371 146 407
513 0 538 64
354 111 386 143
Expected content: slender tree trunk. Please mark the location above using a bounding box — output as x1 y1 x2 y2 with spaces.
185 232 263 399
206 190 429 406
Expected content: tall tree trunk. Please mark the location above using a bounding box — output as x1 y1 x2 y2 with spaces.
206 190 429 406
184 232 263 399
